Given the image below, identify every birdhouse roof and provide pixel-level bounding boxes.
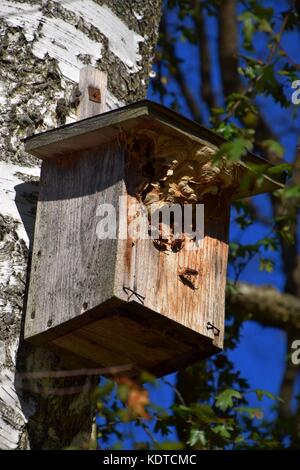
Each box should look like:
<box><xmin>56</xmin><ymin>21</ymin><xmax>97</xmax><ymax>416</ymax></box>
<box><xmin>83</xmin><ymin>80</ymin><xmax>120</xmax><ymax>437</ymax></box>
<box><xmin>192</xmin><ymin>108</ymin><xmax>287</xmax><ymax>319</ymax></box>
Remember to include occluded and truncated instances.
<box><xmin>24</xmin><ymin>99</ymin><xmax>286</xmax><ymax>199</ymax></box>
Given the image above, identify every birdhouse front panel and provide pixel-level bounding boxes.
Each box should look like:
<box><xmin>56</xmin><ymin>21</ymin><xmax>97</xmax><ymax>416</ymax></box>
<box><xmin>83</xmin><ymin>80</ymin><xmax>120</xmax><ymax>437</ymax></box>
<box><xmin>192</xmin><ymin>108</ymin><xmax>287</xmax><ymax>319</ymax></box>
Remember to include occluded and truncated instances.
<box><xmin>25</xmin><ymin>142</ymin><xmax>125</xmax><ymax>340</ymax></box>
<box><xmin>24</xmin><ymin>100</ymin><xmax>285</xmax><ymax>377</ymax></box>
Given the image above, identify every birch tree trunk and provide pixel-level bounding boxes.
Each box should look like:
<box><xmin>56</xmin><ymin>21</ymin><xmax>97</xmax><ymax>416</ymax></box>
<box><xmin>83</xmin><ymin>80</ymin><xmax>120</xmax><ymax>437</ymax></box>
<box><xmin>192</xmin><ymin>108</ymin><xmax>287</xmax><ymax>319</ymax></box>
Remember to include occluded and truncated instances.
<box><xmin>0</xmin><ymin>0</ymin><xmax>162</xmax><ymax>450</ymax></box>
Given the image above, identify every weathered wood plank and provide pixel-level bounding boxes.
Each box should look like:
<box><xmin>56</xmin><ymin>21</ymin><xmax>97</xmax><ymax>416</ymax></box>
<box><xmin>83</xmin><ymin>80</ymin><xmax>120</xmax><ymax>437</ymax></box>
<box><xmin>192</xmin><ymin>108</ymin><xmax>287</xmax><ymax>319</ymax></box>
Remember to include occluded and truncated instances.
<box><xmin>25</xmin><ymin>142</ymin><xmax>125</xmax><ymax>339</ymax></box>
<box><xmin>77</xmin><ymin>66</ymin><xmax>107</xmax><ymax>119</ymax></box>
<box><xmin>50</xmin><ymin>303</ymin><xmax>218</xmax><ymax>377</ymax></box>
<box><xmin>115</xmin><ymin>194</ymin><xmax>230</xmax><ymax>351</ymax></box>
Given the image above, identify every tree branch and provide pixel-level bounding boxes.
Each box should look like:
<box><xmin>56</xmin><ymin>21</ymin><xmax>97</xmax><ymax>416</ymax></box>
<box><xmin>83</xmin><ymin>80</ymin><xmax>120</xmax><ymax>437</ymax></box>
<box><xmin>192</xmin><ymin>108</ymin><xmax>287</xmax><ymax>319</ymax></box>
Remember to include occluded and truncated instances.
<box><xmin>217</xmin><ymin>0</ymin><xmax>241</xmax><ymax>96</ymax></box>
<box><xmin>193</xmin><ymin>2</ymin><xmax>217</xmax><ymax>111</ymax></box>
<box><xmin>226</xmin><ymin>282</ymin><xmax>300</xmax><ymax>330</ymax></box>
<box><xmin>160</xmin><ymin>15</ymin><xmax>203</xmax><ymax>122</ymax></box>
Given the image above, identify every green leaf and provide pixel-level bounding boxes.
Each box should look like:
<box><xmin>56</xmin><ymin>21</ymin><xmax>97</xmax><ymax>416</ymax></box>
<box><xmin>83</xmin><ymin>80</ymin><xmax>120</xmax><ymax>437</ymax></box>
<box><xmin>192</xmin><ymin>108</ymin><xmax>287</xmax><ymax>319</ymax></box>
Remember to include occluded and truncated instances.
<box><xmin>96</xmin><ymin>380</ymin><xmax>115</xmax><ymax>399</ymax></box>
<box><xmin>190</xmin><ymin>403</ymin><xmax>222</xmax><ymax>424</ymax></box>
<box><xmin>235</xmin><ymin>434</ymin><xmax>245</xmax><ymax>444</ymax></box>
<box><xmin>253</xmin><ymin>389</ymin><xmax>281</xmax><ymax>402</ymax></box>
<box><xmin>118</xmin><ymin>383</ymin><xmax>129</xmax><ymax>403</ymax></box>
<box><xmin>258</xmin><ymin>18</ymin><xmax>272</xmax><ymax>33</ymax></box>
<box><xmin>258</xmin><ymin>236</ymin><xmax>278</xmax><ymax>251</ymax></box>
<box><xmin>154</xmin><ymin>416</ymin><xmax>172</xmax><ymax>436</ymax></box>
<box><xmin>284</xmin><ymin>184</ymin><xmax>300</xmax><ymax>199</ymax></box>
<box><xmin>159</xmin><ymin>441</ymin><xmax>184</xmax><ymax>450</ymax></box>
<box><xmin>259</xmin><ymin>258</ymin><xmax>274</xmax><ymax>273</ymax></box>
<box><xmin>261</xmin><ymin>140</ymin><xmax>285</xmax><ymax>159</ymax></box>
<box><xmin>139</xmin><ymin>371</ymin><xmax>156</xmax><ymax>384</ymax></box>
<box><xmin>215</xmin><ymin>389</ymin><xmax>242</xmax><ymax>411</ymax></box>
<box><xmin>187</xmin><ymin>429</ymin><xmax>206</xmax><ymax>447</ymax></box>
<box><xmin>238</xmin><ymin>12</ymin><xmax>256</xmax><ymax>49</ymax></box>
<box><xmin>212</xmin><ymin>423</ymin><xmax>234</xmax><ymax>439</ymax></box>
<box><xmin>172</xmin><ymin>404</ymin><xmax>190</xmax><ymax>417</ymax></box>
<box><xmin>214</xmin><ymin>138</ymin><xmax>253</xmax><ymax>163</ymax></box>
<box><xmin>235</xmin><ymin>406</ymin><xmax>263</xmax><ymax>419</ymax></box>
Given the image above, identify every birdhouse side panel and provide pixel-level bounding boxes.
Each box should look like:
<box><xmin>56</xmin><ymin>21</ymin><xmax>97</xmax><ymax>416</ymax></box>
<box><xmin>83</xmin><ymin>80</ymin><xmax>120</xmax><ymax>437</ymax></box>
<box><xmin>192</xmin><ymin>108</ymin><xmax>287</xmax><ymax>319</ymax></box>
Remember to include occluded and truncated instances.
<box><xmin>113</xmin><ymin>193</ymin><xmax>230</xmax><ymax>350</ymax></box>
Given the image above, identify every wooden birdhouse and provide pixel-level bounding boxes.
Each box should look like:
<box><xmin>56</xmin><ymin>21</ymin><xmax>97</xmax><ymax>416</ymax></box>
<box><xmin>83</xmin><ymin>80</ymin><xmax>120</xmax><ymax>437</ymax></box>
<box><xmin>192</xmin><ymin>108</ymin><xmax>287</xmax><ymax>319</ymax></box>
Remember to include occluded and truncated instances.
<box><xmin>24</xmin><ymin>99</ymin><xmax>285</xmax><ymax>377</ymax></box>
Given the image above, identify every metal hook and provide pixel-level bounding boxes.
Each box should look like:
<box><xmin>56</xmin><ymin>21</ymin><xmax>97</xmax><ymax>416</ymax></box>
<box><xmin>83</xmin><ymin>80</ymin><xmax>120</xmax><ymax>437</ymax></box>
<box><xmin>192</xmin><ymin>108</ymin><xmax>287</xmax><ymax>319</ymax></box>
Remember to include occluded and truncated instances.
<box><xmin>206</xmin><ymin>322</ymin><xmax>220</xmax><ymax>336</ymax></box>
<box><xmin>123</xmin><ymin>286</ymin><xmax>145</xmax><ymax>305</ymax></box>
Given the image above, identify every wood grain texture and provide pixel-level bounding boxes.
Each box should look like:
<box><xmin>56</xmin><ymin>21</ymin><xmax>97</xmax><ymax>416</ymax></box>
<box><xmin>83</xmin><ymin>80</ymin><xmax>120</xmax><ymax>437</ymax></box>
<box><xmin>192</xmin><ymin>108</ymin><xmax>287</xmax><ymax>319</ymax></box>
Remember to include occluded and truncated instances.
<box><xmin>77</xmin><ymin>66</ymin><xmax>107</xmax><ymax>119</ymax></box>
<box><xmin>25</xmin><ymin>141</ymin><xmax>125</xmax><ymax>339</ymax></box>
<box><xmin>51</xmin><ymin>302</ymin><xmax>218</xmax><ymax>377</ymax></box>
<box><xmin>26</xmin><ymin>65</ymin><xmax>111</xmax><ymax>340</ymax></box>
<box><xmin>115</xmin><ymin>194</ymin><xmax>230</xmax><ymax>351</ymax></box>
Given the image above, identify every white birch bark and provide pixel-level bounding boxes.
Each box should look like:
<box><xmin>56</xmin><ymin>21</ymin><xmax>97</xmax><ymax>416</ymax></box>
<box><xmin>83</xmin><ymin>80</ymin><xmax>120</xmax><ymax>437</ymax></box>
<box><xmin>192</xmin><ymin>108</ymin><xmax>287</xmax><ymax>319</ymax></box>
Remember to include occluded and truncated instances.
<box><xmin>0</xmin><ymin>0</ymin><xmax>161</xmax><ymax>449</ymax></box>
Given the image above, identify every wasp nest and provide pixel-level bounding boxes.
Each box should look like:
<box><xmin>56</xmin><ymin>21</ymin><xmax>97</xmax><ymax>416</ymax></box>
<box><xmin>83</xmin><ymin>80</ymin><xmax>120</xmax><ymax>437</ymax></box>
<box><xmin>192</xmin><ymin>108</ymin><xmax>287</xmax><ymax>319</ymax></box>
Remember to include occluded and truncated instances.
<box><xmin>123</xmin><ymin>129</ymin><xmax>241</xmax><ymax>209</ymax></box>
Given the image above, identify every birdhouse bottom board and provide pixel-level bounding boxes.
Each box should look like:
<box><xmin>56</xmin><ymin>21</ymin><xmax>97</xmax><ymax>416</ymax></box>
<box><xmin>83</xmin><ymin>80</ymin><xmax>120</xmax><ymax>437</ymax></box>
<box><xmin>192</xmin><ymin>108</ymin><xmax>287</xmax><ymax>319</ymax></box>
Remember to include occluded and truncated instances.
<box><xmin>25</xmin><ymin>133</ymin><xmax>230</xmax><ymax>377</ymax></box>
